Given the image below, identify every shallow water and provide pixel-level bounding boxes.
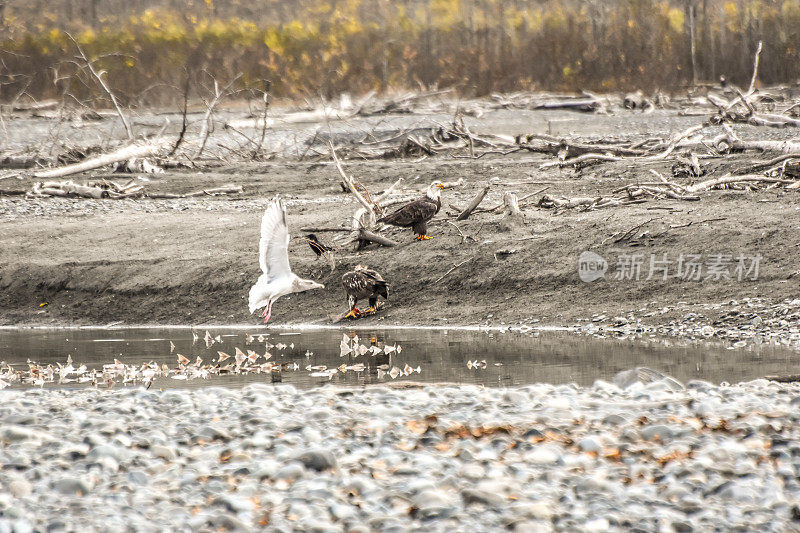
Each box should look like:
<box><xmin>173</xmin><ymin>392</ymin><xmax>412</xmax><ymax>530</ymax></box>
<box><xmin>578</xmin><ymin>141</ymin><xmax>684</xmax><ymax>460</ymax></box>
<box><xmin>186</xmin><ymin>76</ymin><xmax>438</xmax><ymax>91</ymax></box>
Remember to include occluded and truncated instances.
<box><xmin>0</xmin><ymin>327</ymin><xmax>797</xmax><ymax>389</ymax></box>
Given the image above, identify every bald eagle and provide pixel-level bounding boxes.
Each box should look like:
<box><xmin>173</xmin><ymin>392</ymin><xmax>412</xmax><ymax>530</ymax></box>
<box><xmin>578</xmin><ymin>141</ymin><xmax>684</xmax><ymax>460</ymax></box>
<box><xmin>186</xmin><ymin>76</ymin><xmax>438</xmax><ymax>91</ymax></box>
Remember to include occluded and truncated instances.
<box><xmin>377</xmin><ymin>181</ymin><xmax>444</xmax><ymax>240</ymax></box>
<box><xmin>341</xmin><ymin>265</ymin><xmax>388</xmax><ymax>319</ymax></box>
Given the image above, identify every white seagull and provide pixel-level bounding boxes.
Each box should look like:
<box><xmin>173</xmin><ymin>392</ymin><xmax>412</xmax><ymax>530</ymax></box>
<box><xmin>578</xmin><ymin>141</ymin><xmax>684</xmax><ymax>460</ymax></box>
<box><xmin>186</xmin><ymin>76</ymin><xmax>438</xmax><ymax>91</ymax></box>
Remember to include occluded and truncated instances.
<box><xmin>248</xmin><ymin>198</ymin><xmax>324</xmax><ymax>323</ymax></box>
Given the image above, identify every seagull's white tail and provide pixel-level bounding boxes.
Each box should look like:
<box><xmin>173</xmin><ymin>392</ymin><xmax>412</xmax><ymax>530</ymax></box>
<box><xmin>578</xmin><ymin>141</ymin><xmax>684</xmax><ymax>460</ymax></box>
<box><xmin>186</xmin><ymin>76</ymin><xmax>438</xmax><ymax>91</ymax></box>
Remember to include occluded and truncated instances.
<box><xmin>248</xmin><ymin>275</ymin><xmax>270</xmax><ymax>314</ymax></box>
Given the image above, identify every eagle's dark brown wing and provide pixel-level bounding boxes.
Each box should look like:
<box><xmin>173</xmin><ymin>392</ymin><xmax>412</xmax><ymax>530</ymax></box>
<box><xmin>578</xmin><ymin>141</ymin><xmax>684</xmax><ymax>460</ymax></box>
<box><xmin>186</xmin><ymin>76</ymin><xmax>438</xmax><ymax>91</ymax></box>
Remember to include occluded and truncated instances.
<box><xmin>359</xmin><ymin>268</ymin><xmax>385</xmax><ymax>283</ymax></box>
<box><xmin>359</xmin><ymin>268</ymin><xmax>388</xmax><ymax>299</ymax></box>
<box><xmin>378</xmin><ymin>197</ymin><xmax>439</xmax><ymax>228</ymax></box>
<box><xmin>342</xmin><ymin>270</ymin><xmax>369</xmax><ymax>298</ymax></box>
<box><xmin>342</xmin><ymin>269</ymin><xmax>389</xmax><ymax>299</ymax></box>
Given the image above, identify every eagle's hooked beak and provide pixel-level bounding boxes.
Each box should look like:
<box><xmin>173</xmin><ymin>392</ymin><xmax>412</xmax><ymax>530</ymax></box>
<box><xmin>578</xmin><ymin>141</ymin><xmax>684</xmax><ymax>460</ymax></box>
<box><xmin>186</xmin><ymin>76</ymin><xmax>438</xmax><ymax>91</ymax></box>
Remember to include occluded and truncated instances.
<box><xmin>437</xmin><ymin>183</ymin><xmax>445</xmax><ymax>189</ymax></box>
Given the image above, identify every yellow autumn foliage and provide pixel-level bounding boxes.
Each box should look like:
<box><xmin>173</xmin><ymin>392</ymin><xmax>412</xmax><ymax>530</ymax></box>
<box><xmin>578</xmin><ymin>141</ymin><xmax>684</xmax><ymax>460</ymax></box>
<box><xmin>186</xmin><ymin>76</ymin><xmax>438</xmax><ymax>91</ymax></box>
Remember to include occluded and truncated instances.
<box><xmin>0</xmin><ymin>0</ymin><xmax>798</xmax><ymax>104</ymax></box>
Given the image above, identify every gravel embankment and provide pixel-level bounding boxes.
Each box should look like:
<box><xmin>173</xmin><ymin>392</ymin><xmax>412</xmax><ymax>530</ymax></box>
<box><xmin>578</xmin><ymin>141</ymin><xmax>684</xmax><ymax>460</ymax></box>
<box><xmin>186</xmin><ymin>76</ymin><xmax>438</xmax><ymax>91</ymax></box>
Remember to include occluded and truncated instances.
<box><xmin>582</xmin><ymin>297</ymin><xmax>800</xmax><ymax>351</ymax></box>
<box><xmin>1</xmin><ymin>376</ymin><xmax>799</xmax><ymax>532</ymax></box>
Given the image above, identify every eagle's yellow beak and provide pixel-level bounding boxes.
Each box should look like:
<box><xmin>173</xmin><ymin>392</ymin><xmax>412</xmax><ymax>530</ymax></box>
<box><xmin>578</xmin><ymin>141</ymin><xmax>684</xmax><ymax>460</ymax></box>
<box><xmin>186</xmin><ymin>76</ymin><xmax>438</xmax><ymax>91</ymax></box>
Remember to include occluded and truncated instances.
<box><xmin>437</xmin><ymin>183</ymin><xmax>445</xmax><ymax>189</ymax></box>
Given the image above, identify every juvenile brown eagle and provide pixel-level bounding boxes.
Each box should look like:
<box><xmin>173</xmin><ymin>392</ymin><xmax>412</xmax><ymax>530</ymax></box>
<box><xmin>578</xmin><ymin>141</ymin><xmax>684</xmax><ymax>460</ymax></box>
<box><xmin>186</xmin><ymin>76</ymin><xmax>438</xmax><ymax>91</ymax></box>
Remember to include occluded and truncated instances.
<box><xmin>377</xmin><ymin>181</ymin><xmax>444</xmax><ymax>240</ymax></box>
<box><xmin>248</xmin><ymin>198</ymin><xmax>324</xmax><ymax>323</ymax></box>
<box><xmin>341</xmin><ymin>265</ymin><xmax>388</xmax><ymax>319</ymax></box>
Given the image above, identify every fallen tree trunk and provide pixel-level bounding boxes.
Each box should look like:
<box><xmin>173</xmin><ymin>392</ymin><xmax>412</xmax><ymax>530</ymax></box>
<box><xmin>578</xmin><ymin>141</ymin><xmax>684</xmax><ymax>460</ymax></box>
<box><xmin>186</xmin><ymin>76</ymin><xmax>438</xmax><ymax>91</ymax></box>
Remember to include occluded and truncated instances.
<box><xmin>536</xmin><ymin>194</ymin><xmax>633</xmax><ymax>210</ymax></box>
<box><xmin>743</xmin><ymin>114</ymin><xmax>800</xmax><ymax>128</ymax></box>
<box><xmin>0</xmin><ymin>188</ymin><xmax>27</xmax><ymax>196</ymax></box>
<box><xmin>32</xmin><ymin>180</ymin><xmax>108</xmax><ymax>198</ymax></box>
<box><xmin>532</xmin><ymin>98</ymin><xmax>601</xmax><ymax>112</ymax></box>
<box><xmin>519</xmin><ymin>134</ymin><xmax>646</xmax><ymax>158</ymax></box>
<box><xmin>713</xmin><ymin>132</ymin><xmax>800</xmax><ymax>154</ymax></box>
<box><xmin>28</xmin><ymin>179</ymin><xmax>241</xmax><ymax>200</ymax></box>
<box><xmin>538</xmin><ymin>194</ymin><xmax>601</xmax><ymax>209</ymax></box>
<box><xmin>33</xmin><ymin>140</ymin><xmax>170</xmax><ymax>179</ymax></box>
<box><xmin>685</xmin><ymin>174</ymin><xmax>796</xmax><ymax>192</ymax></box>
<box><xmin>11</xmin><ymin>99</ymin><xmax>58</xmax><ymax>112</ymax></box>
<box><xmin>358</xmin><ymin>229</ymin><xmax>397</xmax><ymax>247</ymax></box>
<box><xmin>619</xmin><ymin>185</ymin><xmax>701</xmax><ymax>201</ymax></box>
<box><xmin>500</xmin><ymin>192</ymin><xmax>525</xmax><ymax>231</ymax></box>
<box><xmin>709</xmin><ymin>108</ymin><xmax>800</xmax><ymax>128</ymax></box>
<box><xmin>539</xmin><ymin>153</ymin><xmax>622</xmax><ymax>169</ymax></box>
<box><xmin>615</xmin><ymin>171</ymin><xmax>798</xmax><ymax>198</ymax></box>
<box><xmin>536</xmin><ymin>125</ymin><xmax>703</xmax><ymax>169</ymax></box>
<box><xmin>456</xmin><ymin>184</ymin><xmax>490</xmax><ymax>221</ymax></box>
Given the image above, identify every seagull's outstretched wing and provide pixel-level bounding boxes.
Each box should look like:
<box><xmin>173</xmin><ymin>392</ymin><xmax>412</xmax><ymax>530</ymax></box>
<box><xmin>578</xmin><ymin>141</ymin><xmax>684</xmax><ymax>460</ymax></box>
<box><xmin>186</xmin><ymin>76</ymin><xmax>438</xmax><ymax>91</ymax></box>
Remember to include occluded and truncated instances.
<box><xmin>259</xmin><ymin>198</ymin><xmax>292</xmax><ymax>281</ymax></box>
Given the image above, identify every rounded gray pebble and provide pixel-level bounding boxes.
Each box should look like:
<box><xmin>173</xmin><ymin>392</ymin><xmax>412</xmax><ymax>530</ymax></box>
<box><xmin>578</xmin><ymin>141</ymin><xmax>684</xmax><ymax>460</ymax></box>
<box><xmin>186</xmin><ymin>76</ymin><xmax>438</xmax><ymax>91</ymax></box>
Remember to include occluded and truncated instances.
<box><xmin>0</xmin><ymin>378</ymin><xmax>795</xmax><ymax>531</ymax></box>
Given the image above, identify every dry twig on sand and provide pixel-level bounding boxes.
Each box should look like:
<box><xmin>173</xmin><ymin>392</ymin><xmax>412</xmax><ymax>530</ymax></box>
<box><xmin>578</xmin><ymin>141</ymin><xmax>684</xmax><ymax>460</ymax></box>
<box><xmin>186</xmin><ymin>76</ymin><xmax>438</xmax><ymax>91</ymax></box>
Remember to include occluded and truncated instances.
<box><xmin>446</xmin><ymin>221</ymin><xmax>481</xmax><ymax>244</ymax></box>
<box><xmin>148</xmin><ymin>185</ymin><xmax>243</xmax><ymax>199</ymax></box>
<box><xmin>434</xmin><ymin>258</ymin><xmax>475</xmax><ymax>283</ymax></box>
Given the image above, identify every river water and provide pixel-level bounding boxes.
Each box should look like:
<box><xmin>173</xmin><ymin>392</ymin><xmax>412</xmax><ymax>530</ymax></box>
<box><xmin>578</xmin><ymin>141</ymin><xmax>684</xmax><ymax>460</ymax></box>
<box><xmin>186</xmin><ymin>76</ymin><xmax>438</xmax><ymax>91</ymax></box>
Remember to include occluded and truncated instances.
<box><xmin>0</xmin><ymin>326</ymin><xmax>796</xmax><ymax>389</ymax></box>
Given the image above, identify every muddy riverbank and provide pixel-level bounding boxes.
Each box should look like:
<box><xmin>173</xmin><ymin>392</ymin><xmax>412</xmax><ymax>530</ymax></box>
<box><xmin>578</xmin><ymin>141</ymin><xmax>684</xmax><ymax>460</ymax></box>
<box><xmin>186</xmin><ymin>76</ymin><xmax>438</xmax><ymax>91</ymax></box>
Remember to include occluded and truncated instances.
<box><xmin>1</xmin><ymin>108</ymin><xmax>799</xmax><ymax>341</ymax></box>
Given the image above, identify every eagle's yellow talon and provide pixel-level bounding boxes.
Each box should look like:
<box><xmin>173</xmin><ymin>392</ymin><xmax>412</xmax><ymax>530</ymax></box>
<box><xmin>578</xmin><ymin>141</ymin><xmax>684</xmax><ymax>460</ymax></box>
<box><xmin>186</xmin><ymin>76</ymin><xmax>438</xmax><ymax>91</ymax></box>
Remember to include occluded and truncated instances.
<box><xmin>364</xmin><ymin>306</ymin><xmax>377</xmax><ymax>314</ymax></box>
<box><xmin>344</xmin><ymin>309</ymin><xmax>360</xmax><ymax>319</ymax></box>
<box><xmin>417</xmin><ymin>235</ymin><xmax>434</xmax><ymax>240</ymax></box>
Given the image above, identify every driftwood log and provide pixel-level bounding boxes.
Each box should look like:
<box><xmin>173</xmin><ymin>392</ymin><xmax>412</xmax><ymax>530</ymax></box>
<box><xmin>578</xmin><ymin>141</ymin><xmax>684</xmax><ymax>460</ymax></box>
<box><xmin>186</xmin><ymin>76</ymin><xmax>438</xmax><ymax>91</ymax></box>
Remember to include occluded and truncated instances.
<box><xmin>537</xmin><ymin>125</ymin><xmax>704</xmax><ymax>170</ymax></box>
<box><xmin>33</xmin><ymin>140</ymin><xmax>171</xmax><ymax>179</ymax></box>
<box><xmin>456</xmin><ymin>183</ymin><xmax>490</xmax><ymax>221</ymax></box>
<box><xmin>11</xmin><ymin>99</ymin><xmax>58</xmax><ymax>112</ymax></box>
<box><xmin>29</xmin><ymin>179</ymin><xmax>242</xmax><ymax>200</ymax></box>
<box><xmin>499</xmin><ymin>192</ymin><xmax>525</xmax><ymax>231</ymax></box>
<box><xmin>533</xmin><ymin>97</ymin><xmax>601</xmax><ymax>113</ymax></box>
<box><xmin>31</xmin><ymin>179</ymin><xmax>142</xmax><ymax>199</ymax></box>
<box><xmin>330</xmin><ymin>142</ymin><xmax>378</xmax><ymax>229</ymax></box>
<box><xmin>713</xmin><ymin>130</ymin><xmax>800</xmax><ymax>155</ymax></box>
<box><xmin>357</xmin><ymin>229</ymin><xmax>397</xmax><ymax>247</ymax></box>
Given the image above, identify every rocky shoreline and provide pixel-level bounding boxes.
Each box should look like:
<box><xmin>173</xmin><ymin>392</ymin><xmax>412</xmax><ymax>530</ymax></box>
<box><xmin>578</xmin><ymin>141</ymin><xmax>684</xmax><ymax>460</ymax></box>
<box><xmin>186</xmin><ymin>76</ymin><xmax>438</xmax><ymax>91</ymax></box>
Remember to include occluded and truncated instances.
<box><xmin>577</xmin><ymin>297</ymin><xmax>800</xmax><ymax>355</ymax></box>
<box><xmin>1</xmin><ymin>375</ymin><xmax>798</xmax><ymax>531</ymax></box>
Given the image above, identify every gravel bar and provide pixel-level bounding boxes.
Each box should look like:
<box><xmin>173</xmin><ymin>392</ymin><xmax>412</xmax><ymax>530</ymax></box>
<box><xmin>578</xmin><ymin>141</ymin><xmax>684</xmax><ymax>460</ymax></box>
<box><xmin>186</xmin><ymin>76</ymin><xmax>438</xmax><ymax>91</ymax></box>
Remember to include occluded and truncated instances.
<box><xmin>1</xmin><ymin>376</ymin><xmax>799</xmax><ymax>532</ymax></box>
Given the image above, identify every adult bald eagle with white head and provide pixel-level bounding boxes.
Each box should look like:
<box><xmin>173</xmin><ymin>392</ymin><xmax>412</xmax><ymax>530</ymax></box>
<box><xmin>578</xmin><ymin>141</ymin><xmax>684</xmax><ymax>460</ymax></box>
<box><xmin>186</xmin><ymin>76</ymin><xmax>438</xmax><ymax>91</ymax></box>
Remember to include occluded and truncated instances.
<box><xmin>248</xmin><ymin>198</ymin><xmax>324</xmax><ymax>323</ymax></box>
<box><xmin>377</xmin><ymin>180</ymin><xmax>444</xmax><ymax>240</ymax></box>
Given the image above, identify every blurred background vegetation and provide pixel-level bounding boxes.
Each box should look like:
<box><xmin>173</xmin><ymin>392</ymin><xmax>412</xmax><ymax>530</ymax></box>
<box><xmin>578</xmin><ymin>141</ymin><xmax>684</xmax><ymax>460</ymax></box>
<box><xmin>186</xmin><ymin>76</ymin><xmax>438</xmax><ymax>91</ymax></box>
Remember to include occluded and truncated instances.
<box><xmin>1</xmin><ymin>0</ymin><xmax>799</xmax><ymax>106</ymax></box>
